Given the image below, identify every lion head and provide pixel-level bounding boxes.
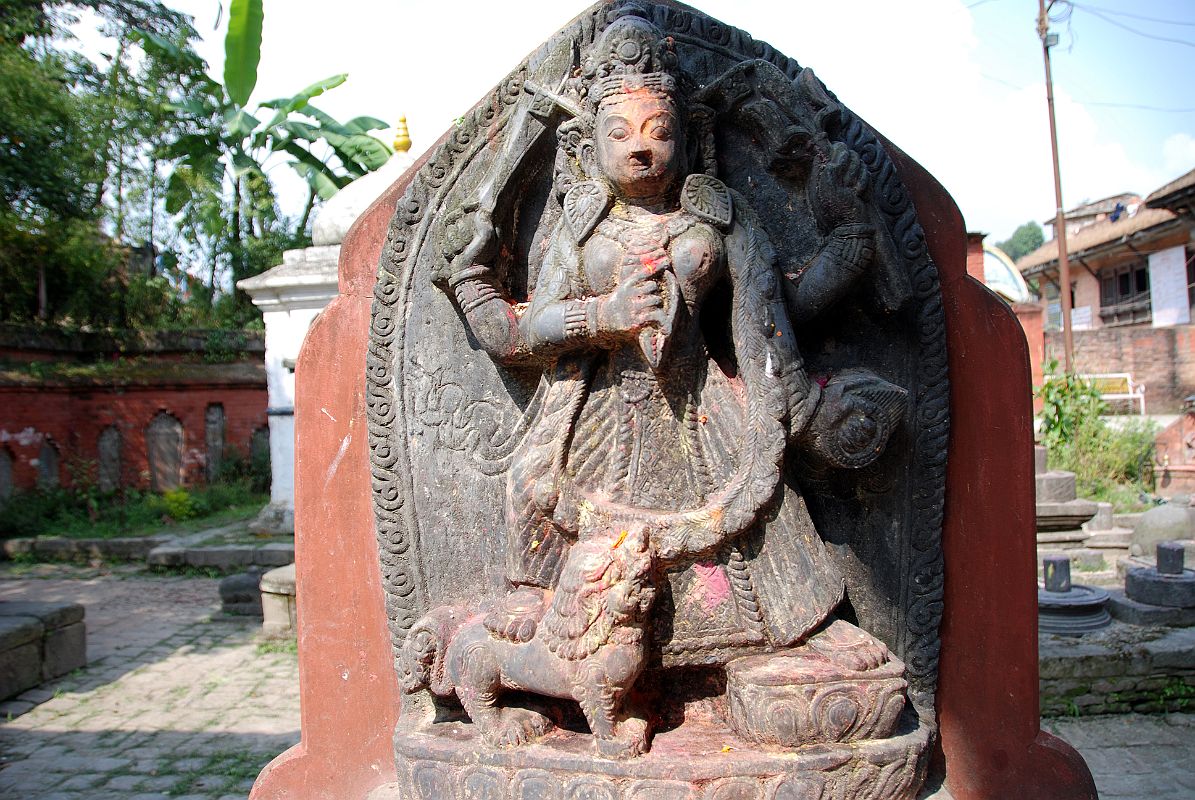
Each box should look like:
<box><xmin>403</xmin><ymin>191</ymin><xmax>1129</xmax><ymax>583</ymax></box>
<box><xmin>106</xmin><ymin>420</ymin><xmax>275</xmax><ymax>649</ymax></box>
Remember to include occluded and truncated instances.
<box><xmin>539</xmin><ymin>523</ymin><xmax>657</xmax><ymax>661</ymax></box>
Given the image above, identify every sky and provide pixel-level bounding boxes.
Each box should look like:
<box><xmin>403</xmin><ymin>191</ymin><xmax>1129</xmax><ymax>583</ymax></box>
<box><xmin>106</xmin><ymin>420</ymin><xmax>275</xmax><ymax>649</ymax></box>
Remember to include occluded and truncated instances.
<box><xmin>72</xmin><ymin>0</ymin><xmax>1195</xmax><ymax>243</ymax></box>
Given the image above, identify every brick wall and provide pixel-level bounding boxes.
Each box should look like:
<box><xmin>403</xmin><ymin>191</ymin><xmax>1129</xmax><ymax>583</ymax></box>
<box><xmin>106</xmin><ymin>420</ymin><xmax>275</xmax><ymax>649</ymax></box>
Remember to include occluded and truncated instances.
<box><xmin>1044</xmin><ymin>325</ymin><xmax>1195</xmax><ymax>411</ymax></box>
<box><xmin>1014</xmin><ymin>303</ymin><xmax>1045</xmax><ymax>412</ymax></box>
<box><xmin>0</xmin><ymin>372</ymin><xmax>266</xmax><ymax>493</ymax></box>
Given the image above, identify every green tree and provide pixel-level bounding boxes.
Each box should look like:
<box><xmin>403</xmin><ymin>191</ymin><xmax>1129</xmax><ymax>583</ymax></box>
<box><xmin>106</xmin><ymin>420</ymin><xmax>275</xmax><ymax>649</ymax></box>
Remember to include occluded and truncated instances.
<box><xmin>997</xmin><ymin>221</ymin><xmax>1045</xmax><ymax>263</ymax></box>
<box><xmin>0</xmin><ymin>0</ymin><xmax>392</xmax><ymax>330</ymax></box>
<box><xmin>158</xmin><ymin>0</ymin><xmax>391</xmax><ymax>317</ymax></box>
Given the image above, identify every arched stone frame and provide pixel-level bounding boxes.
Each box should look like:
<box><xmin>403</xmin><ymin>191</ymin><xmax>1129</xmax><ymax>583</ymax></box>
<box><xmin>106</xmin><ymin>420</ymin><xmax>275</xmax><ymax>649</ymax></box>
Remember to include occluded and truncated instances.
<box><xmin>97</xmin><ymin>425</ymin><xmax>122</xmax><ymax>493</ymax></box>
<box><xmin>37</xmin><ymin>438</ymin><xmax>61</xmax><ymax>490</ymax></box>
<box><xmin>0</xmin><ymin>445</ymin><xmax>14</xmax><ymax>502</ymax></box>
<box><xmin>205</xmin><ymin>403</ymin><xmax>226</xmax><ymax>483</ymax></box>
<box><xmin>146</xmin><ymin>411</ymin><xmax>184</xmax><ymax>492</ymax></box>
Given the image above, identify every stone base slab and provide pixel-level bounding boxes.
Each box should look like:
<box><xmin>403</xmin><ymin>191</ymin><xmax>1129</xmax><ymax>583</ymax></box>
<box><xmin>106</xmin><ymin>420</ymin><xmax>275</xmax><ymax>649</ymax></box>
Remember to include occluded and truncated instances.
<box><xmin>0</xmin><ymin>601</ymin><xmax>85</xmax><ymax>700</ymax></box>
<box><xmin>391</xmin><ymin>714</ymin><xmax>930</xmax><ymax>800</ymax></box>
<box><xmin>1107</xmin><ymin>589</ymin><xmax>1195</xmax><ymax>627</ymax></box>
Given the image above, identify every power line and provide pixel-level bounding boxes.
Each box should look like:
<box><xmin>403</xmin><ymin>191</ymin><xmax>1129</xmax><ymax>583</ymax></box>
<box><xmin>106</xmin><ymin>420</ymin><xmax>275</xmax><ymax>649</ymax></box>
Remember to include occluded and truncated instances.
<box><xmin>1069</xmin><ymin>3</ymin><xmax>1195</xmax><ymax>49</ymax></box>
<box><xmin>1086</xmin><ymin>101</ymin><xmax>1195</xmax><ymax>113</ymax></box>
<box><xmin>1068</xmin><ymin>4</ymin><xmax>1195</xmax><ymax>28</ymax></box>
<box><xmin>979</xmin><ymin>74</ymin><xmax>1195</xmax><ymax>113</ymax></box>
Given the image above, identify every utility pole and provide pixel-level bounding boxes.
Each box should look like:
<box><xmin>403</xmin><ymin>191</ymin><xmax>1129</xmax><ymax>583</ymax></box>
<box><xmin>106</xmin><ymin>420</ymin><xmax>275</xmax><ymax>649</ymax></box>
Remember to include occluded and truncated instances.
<box><xmin>1038</xmin><ymin>0</ymin><xmax>1075</xmax><ymax>372</ymax></box>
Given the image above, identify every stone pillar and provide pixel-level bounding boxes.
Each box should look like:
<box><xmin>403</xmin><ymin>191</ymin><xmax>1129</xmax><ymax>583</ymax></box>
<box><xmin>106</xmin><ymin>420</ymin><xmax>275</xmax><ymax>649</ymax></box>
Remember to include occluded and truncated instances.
<box><xmin>238</xmin><ymin>140</ymin><xmax>415</xmax><ymax>536</ymax></box>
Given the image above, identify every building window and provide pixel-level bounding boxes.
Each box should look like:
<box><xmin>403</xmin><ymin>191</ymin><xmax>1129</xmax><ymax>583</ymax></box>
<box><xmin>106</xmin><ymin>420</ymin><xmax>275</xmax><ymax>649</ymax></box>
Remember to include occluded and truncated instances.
<box><xmin>1099</xmin><ymin>261</ymin><xmax>1151</xmax><ymax>326</ymax></box>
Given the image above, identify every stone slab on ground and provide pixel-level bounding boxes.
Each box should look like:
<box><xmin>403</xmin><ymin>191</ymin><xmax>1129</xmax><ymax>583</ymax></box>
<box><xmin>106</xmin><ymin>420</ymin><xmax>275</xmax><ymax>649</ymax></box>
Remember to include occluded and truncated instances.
<box><xmin>0</xmin><ymin>600</ymin><xmax>85</xmax><ymax>700</ymax></box>
<box><xmin>1040</xmin><ymin>623</ymin><xmax>1195</xmax><ymax>716</ymax></box>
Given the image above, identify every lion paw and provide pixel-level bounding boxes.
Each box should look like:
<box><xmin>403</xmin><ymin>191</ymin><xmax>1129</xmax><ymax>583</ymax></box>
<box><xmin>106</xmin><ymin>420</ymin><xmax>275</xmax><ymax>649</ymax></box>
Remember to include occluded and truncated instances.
<box><xmin>594</xmin><ymin>717</ymin><xmax>650</xmax><ymax>760</ymax></box>
<box><xmin>484</xmin><ymin>708</ymin><xmax>553</xmax><ymax>748</ymax></box>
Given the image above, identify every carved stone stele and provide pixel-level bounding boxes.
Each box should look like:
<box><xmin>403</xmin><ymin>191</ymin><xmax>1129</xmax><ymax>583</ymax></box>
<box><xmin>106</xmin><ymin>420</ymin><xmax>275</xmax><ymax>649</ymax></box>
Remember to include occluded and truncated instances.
<box><xmin>367</xmin><ymin>2</ymin><xmax>949</xmax><ymax>798</ymax></box>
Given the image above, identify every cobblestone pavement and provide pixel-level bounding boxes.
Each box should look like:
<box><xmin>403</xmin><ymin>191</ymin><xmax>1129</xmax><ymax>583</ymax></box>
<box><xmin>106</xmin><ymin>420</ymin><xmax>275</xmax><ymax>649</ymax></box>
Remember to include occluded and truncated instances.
<box><xmin>0</xmin><ymin>564</ymin><xmax>298</xmax><ymax>799</ymax></box>
<box><xmin>1</xmin><ymin>564</ymin><xmax>1193</xmax><ymax>799</ymax></box>
<box><xmin>1045</xmin><ymin>713</ymin><xmax>1195</xmax><ymax>800</ymax></box>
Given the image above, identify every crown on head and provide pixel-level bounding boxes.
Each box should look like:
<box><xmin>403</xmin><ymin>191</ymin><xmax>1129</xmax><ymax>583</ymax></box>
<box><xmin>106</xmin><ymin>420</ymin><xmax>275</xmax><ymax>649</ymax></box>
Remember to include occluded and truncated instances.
<box><xmin>584</xmin><ymin>10</ymin><xmax>679</xmax><ymax>108</ymax></box>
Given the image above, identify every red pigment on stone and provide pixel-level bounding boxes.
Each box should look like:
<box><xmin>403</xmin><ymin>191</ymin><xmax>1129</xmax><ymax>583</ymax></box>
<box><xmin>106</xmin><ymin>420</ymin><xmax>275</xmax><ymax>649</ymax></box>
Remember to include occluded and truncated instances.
<box><xmin>693</xmin><ymin>561</ymin><xmax>732</xmax><ymax>611</ymax></box>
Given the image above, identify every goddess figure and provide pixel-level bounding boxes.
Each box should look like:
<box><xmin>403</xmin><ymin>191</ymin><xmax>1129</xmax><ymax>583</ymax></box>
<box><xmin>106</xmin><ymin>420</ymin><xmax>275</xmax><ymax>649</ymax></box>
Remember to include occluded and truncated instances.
<box><xmin>401</xmin><ymin>9</ymin><xmax>903</xmax><ymax>760</ymax></box>
<box><xmin>441</xmin><ymin>10</ymin><xmax>883</xmax><ymax>670</ymax></box>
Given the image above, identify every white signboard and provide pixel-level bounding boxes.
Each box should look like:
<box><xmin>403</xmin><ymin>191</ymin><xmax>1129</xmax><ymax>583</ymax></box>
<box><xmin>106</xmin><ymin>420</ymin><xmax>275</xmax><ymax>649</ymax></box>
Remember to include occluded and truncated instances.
<box><xmin>1149</xmin><ymin>244</ymin><xmax>1190</xmax><ymax>328</ymax></box>
<box><xmin>1071</xmin><ymin>306</ymin><xmax>1093</xmax><ymax>331</ymax></box>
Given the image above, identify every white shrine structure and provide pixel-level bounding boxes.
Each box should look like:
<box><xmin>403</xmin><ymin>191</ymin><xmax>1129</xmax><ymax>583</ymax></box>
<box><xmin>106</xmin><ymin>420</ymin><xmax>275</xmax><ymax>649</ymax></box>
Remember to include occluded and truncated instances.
<box><xmin>238</xmin><ymin>119</ymin><xmax>414</xmax><ymax>533</ymax></box>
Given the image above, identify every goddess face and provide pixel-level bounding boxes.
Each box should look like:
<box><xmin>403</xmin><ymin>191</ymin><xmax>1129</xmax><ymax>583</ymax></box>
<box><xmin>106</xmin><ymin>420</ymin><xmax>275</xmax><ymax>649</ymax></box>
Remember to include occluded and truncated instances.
<box><xmin>595</xmin><ymin>92</ymin><xmax>684</xmax><ymax>200</ymax></box>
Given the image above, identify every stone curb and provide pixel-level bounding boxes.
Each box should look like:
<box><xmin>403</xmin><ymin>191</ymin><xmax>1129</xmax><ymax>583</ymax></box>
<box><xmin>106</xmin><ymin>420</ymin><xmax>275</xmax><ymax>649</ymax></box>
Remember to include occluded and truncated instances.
<box><xmin>1039</xmin><ymin>624</ymin><xmax>1195</xmax><ymax>716</ymax></box>
<box><xmin>2</xmin><ymin>535</ymin><xmax>293</xmax><ymax>572</ymax></box>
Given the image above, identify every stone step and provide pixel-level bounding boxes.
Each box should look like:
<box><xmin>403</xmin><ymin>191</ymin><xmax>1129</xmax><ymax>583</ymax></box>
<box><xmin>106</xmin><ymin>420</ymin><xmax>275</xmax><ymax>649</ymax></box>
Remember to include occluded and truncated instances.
<box><xmin>1084</xmin><ymin>530</ymin><xmax>1133</xmax><ymax>549</ymax></box>
<box><xmin>1036</xmin><ymin>529</ymin><xmax>1089</xmax><ymax>547</ymax></box>
<box><xmin>1036</xmin><ymin>470</ymin><xmax>1077</xmax><ymax>503</ymax></box>
<box><xmin>1037</xmin><ymin>499</ymin><xmax>1099</xmax><ymax>532</ymax></box>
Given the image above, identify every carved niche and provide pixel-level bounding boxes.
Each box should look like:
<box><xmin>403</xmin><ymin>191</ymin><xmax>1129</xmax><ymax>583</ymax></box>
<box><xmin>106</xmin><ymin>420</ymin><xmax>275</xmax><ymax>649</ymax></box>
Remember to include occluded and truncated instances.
<box><xmin>368</xmin><ymin>3</ymin><xmax>948</xmax><ymax>798</ymax></box>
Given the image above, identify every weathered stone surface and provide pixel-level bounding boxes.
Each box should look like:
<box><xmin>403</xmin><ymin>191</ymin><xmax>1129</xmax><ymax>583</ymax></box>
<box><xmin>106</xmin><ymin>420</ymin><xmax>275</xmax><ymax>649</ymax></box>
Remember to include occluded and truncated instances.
<box><xmin>41</xmin><ymin>621</ymin><xmax>86</xmax><ymax>679</ymax></box>
<box><xmin>1107</xmin><ymin>589</ymin><xmax>1195</xmax><ymax>627</ymax></box>
<box><xmin>367</xmin><ymin>4</ymin><xmax>949</xmax><ymax>795</ymax></box>
<box><xmin>0</xmin><ymin>615</ymin><xmax>42</xmax><ymax>653</ymax></box>
<box><xmin>1156</xmin><ymin>541</ymin><xmax>1185</xmax><ymax>575</ymax></box>
<box><xmin>1037</xmin><ymin>500</ymin><xmax>1100</xmax><ymax>532</ymax></box>
<box><xmin>0</xmin><ymin>600</ymin><xmax>81</xmax><ymax>630</ymax></box>
<box><xmin>146</xmin><ymin>544</ymin><xmax>187</xmax><ymax>566</ymax></box>
<box><xmin>31</xmin><ymin>537</ymin><xmax>76</xmax><ymax>560</ymax></box>
<box><xmin>0</xmin><ymin>640</ymin><xmax>41</xmax><ymax>700</ymax></box>
<box><xmin>219</xmin><ymin>568</ymin><xmax>265</xmax><ymax>616</ymax></box>
<box><xmin>261</xmin><ymin>563</ymin><xmax>296</xmax><ymax>638</ymax></box>
<box><xmin>0</xmin><ymin>600</ymin><xmax>86</xmax><ymax>698</ymax></box>
<box><xmin>253</xmin><ymin>542</ymin><xmax>295</xmax><ymax>567</ymax></box>
<box><xmin>1131</xmin><ymin>504</ymin><xmax>1194</xmax><ymax>556</ymax></box>
<box><xmin>1125</xmin><ymin>566</ymin><xmax>1195</xmax><ymax>608</ymax></box>
<box><xmin>1037</xmin><ymin>470</ymin><xmax>1078</xmax><ymax>503</ymax></box>
<box><xmin>1085</xmin><ymin>530</ymin><xmax>1132</xmax><ymax>550</ymax></box>
<box><xmin>185</xmin><ymin>545</ymin><xmax>257</xmax><ymax>570</ymax></box>
<box><xmin>1039</xmin><ymin>624</ymin><xmax>1195</xmax><ymax>716</ymax></box>
<box><xmin>260</xmin><ymin>562</ymin><xmax>295</xmax><ymax>595</ymax></box>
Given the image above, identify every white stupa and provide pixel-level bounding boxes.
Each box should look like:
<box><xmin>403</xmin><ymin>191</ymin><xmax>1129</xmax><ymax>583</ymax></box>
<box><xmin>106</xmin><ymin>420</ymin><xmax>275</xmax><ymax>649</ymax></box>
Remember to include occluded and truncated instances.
<box><xmin>238</xmin><ymin>118</ymin><xmax>415</xmax><ymax>534</ymax></box>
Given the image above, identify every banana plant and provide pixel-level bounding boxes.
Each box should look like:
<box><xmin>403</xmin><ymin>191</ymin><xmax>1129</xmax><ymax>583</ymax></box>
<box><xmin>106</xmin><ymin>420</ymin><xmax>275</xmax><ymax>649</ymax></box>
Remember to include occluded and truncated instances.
<box><xmin>150</xmin><ymin>0</ymin><xmax>391</xmax><ymax>289</ymax></box>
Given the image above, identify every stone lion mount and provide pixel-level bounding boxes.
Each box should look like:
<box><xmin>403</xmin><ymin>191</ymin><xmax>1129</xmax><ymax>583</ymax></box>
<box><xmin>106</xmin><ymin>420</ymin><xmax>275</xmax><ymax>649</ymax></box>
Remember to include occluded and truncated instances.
<box><xmin>247</xmin><ymin>3</ymin><xmax>1100</xmax><ymax>799</ymax></box>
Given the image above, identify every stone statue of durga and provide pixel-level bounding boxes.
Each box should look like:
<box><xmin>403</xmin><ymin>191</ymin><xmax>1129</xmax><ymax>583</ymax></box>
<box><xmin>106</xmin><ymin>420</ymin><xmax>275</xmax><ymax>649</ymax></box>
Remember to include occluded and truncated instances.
<box><xmin>369</xmin><ymin>3</ymin><xmax>949</xmax><ymax>797</ymax></box>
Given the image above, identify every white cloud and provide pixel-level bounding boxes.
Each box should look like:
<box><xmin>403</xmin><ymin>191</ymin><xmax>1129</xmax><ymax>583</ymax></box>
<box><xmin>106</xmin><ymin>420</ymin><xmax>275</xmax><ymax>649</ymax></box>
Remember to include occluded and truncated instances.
<box><xmin>1163</xmin><ymin>133</ymin><xmax>1195</xmax><ymax>175</ymax></box>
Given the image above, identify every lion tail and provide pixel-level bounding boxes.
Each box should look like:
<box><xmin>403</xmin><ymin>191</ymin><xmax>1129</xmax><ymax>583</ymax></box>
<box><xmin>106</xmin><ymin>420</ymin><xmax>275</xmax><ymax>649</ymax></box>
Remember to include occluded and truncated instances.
<box><xmin>397</xmin><ymin>606</ymin><xmax>466</xmax><ymax>696</ymax></box>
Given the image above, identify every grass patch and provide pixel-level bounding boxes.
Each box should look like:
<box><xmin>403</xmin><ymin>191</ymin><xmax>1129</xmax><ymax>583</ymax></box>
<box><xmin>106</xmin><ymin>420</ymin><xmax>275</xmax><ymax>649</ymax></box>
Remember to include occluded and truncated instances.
<box><xmin>255</xmin><ymin>637</ymin><xmax>297</xmax><ymax>657</ymax></box>
<box><xmin>0</xmin><ymin>483</ymin><xmax>266</xmax><ymax>540</ymax></box>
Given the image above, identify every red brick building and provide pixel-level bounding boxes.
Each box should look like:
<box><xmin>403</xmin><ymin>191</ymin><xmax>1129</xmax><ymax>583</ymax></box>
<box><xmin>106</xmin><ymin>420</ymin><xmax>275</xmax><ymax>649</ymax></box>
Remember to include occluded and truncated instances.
<box><xmin>0</xmin><ymin>327</ymin><xmax>267</xmax><ymax>498</ymax></box>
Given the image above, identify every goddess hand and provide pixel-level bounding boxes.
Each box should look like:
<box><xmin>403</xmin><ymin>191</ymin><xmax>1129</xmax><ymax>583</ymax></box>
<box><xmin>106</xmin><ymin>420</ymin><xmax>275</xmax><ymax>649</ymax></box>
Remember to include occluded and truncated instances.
<box><xmin>811</xmin><ymin>141</ymin><xmax>870</xmax><ymax>231</ymax></box>
<box><xmin>597</xmin><ymin>274</ymin><xmax>665</xmax><ymax>336</ymax></box>
<box><xmin>447</xmin><ymin>207</ymin><xmax>498</xmax><ymax>277</ymax></box>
